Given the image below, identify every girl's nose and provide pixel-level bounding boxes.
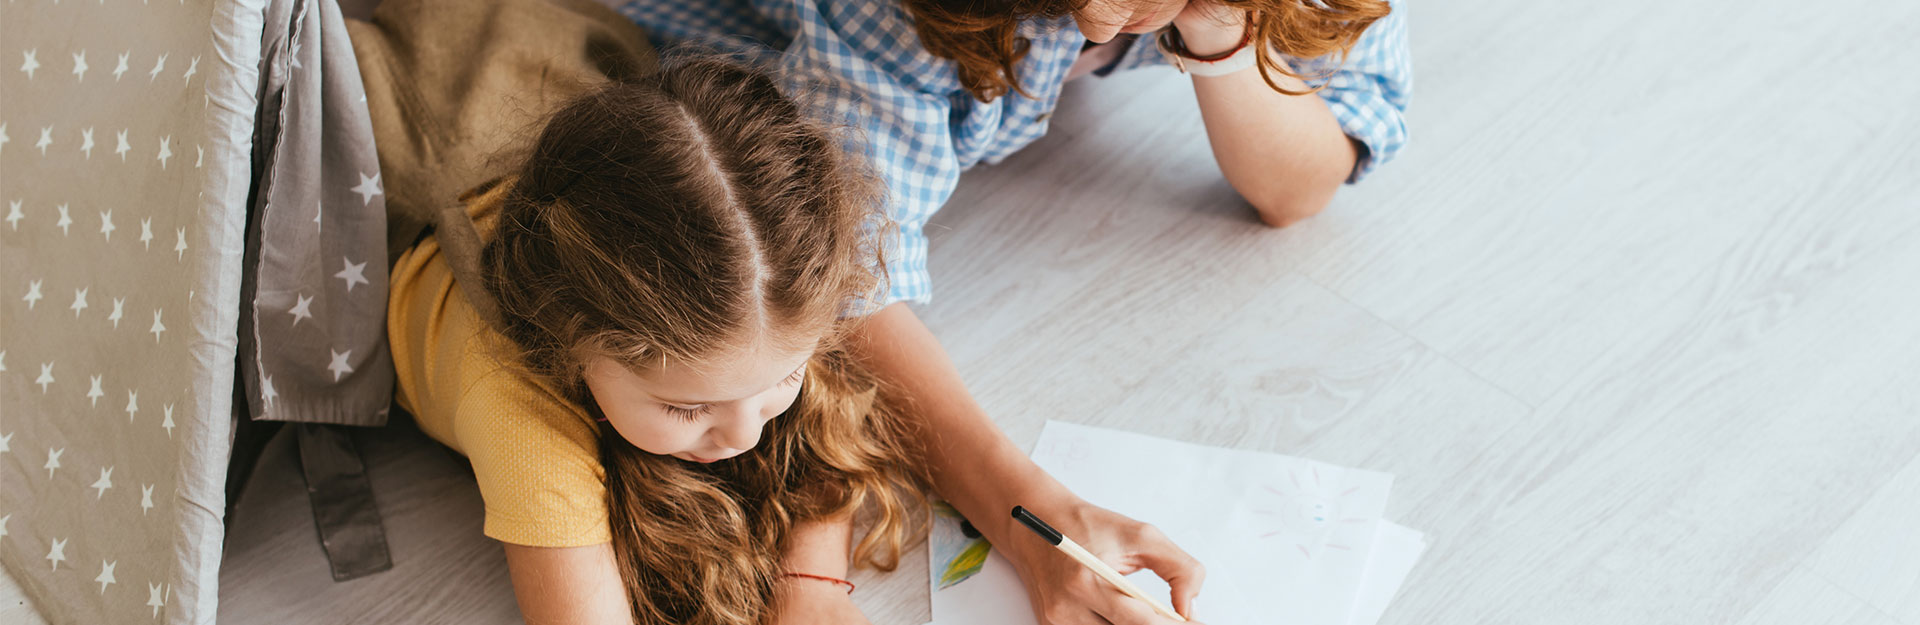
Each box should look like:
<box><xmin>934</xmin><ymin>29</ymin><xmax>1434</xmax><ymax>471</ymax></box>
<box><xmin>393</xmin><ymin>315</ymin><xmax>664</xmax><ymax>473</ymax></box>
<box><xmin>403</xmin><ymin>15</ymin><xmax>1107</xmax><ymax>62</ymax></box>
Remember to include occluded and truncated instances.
<box><xmin>709</xmin><ymin>407</ymin><xmax>764</xmax><ymax>452</ymax></box>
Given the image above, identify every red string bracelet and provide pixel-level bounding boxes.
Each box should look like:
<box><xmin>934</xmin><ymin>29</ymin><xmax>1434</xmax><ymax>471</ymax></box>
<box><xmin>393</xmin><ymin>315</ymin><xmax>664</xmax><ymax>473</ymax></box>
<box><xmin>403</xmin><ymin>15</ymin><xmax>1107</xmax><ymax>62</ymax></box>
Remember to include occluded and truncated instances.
<box><xmin>782</xmin><ymin>572</ymin><xmax>856</xmax><ymax>595</ymax></box>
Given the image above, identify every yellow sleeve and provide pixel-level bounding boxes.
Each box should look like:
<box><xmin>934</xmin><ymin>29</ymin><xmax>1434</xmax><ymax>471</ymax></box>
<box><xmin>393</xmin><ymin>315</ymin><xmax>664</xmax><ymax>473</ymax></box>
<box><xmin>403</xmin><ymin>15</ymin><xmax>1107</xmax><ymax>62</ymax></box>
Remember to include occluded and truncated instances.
<box><xmin>452</xmin><ymin>374</ymin><xmax>612</xmax><ymax>548</ymax></box>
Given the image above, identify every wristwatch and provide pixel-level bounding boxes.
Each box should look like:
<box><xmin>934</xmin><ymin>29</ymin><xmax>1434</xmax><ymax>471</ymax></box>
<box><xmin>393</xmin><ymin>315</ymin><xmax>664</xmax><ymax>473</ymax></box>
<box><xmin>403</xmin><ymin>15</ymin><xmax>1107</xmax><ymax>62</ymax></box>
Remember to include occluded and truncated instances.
<box><xmin>1156</xmin><ymin>25</ymin><xmax>1258</xmax><ymax>77</ymax></box>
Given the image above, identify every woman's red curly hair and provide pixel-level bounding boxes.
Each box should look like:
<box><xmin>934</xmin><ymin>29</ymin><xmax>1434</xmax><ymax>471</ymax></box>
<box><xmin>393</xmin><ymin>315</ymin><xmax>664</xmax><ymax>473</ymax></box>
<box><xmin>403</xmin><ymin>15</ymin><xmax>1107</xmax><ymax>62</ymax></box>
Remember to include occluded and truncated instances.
<box><xmin>902</xmin><ymin>0</ymin><xmax>1391</xmax><ymax>102</ymax></box>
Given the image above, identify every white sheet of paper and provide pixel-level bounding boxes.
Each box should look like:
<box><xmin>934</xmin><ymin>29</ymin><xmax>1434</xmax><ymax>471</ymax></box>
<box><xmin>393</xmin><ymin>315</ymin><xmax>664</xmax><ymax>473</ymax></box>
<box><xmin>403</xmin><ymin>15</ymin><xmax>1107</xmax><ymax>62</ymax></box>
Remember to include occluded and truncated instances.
<box><xmin>1346</xmin><ymin>521</ymin><xmax>1426</xmax><ymax>625</ymax></box>
<box><xmin>926</xmin><ymin>514</ymin><xmax>1427</xmax><ymax>625</ymax></box>
<box><xmin>931</xmin><ymin>421</ymin><xmax>1403</xmax><ymax>625</ymax></box>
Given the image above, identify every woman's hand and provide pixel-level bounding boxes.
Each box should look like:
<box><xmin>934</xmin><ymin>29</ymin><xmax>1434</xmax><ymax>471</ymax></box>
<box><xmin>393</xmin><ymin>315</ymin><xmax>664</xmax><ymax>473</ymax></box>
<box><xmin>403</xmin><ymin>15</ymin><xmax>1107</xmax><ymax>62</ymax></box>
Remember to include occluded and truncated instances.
<box><xmin>1002</xmin><ymin>500</ymin><xmax>1208</xmax><ymax>625</ymax></box>
<box><xmin>1171</xmin><ymin>1</ymin><xmax>1249</xmax><ymax>57</ymax></box>
<box><xmin>771</xmin><ymin>578</ymin><xmax>874</xmax><ymax>625</ymax></box>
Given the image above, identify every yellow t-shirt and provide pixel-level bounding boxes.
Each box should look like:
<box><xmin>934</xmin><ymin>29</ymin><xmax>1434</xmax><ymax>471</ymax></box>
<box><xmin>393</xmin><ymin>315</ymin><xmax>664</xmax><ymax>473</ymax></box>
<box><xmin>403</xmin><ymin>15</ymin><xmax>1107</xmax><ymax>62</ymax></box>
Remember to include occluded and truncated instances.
<box><xmin>387</xmin><ymin>185</ymin><xmax>611</xmax><ymax>548</ymax></box>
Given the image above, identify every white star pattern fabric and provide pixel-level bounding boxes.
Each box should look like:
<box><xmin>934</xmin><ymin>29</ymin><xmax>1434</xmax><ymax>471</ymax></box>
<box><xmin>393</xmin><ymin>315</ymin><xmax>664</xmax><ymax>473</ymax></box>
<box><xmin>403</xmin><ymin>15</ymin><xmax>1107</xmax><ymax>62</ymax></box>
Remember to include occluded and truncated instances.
<box><xmin>21</xmin><ymin>49</ymin><xmax>42</xmax><ymax>80</ymax></box>
<box><xmin>326</xmin><ymin>349</ymin><xmax>354</xmax><ymax>382</ymax></box>
<box><xmin>95</xmin><ymin>560</ymin><xmax>116</xmax><ymax>593</ymax></box>
<box><xmin>333</xmin><ymin>257</ymin><xmax>369</xmax><ymax>292</ymax></box>
<box><xmin>0</xmin><ymin>0</ymin><xmax>251</xmax><ymax>622</ymax></box>
<box><xmin>91</xmin><ymin>467</ymin><xmax>114</xmax><ymax>499</ymax></box>
<box><xmin>147</xmin><ymin>54</ymin><xmax>166</xmax><ymax>82</ymax></box>
<box><xmin>45</xmin><ymin>539</ymin><xmax>65</xmax><ymax>571</ymax></box>
<box><xmin>349</xmin><ymin>172</ymin><xmax>381</xmax><ymax>205</ymax></box>
<box><xmin>287</xmin><ymin>293</ymin><xmax>313</xmax><ymax>325</ymax></box>
<box><xmin>235</xmin><ymin>0</ymin><xmax>394</xmax><ymax>427</ymax></box>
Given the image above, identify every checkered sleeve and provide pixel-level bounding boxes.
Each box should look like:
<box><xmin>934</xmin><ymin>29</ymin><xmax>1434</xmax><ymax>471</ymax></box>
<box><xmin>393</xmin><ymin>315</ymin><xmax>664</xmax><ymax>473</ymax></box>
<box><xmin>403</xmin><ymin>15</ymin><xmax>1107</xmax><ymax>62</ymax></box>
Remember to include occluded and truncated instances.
<box><xmin>776</xmin><ymin>5</ymin><xmax>960</xmax><ymax>307</ymax></box>
<box><xmin>1299</xmin><ymin>4</ymin><xmax>1413</xmax><ymax>182</ymax></box>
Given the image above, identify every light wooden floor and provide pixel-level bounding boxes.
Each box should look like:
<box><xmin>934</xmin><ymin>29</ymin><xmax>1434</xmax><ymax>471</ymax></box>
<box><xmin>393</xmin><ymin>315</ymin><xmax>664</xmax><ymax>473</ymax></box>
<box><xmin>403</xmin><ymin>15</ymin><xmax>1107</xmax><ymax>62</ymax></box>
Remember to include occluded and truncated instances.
<box><xmin>214</xmin><ymin>0</ymin><xmax>1920</xmax><ymax>623</ymax></box>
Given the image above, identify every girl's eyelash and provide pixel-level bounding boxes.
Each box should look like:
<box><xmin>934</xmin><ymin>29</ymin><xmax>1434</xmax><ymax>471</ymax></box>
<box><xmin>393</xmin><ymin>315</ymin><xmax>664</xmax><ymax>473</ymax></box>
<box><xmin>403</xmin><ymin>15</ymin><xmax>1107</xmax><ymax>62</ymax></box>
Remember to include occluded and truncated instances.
<box><xmin>662</xmin><ymin>367</ymin><xmax>803</xmax><ymax>421</ymax></box>
<box><xmin>663</xmin><ymin>404</ymin><xmax>710</xmax><ymax>422</ymax></box>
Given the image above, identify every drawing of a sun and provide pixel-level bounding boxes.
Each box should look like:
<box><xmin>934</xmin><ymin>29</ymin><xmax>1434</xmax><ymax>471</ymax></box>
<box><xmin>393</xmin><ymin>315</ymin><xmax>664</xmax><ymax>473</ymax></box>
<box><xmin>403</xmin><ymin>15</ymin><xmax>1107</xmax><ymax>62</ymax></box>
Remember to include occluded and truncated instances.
<box><xmin>1253</xmin><ymin>466</ymin><xmax>1369</xmax><ymax>560</ymax></box>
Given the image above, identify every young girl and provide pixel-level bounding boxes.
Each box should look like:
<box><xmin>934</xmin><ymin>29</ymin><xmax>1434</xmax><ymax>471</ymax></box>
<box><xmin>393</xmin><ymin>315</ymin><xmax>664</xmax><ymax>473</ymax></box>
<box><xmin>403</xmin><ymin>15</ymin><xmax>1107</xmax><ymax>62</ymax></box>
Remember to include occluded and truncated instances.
<box><xmin>387</xmin><ymin>59</ymin><xmax>928</xmax><ymax>624</ymax></box>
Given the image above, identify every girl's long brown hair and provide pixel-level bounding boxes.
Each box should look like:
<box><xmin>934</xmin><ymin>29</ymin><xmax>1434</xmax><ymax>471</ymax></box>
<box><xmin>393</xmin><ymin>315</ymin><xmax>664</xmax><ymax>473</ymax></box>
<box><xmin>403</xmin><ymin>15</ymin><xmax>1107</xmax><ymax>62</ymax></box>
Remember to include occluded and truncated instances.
<box><xmin>479</xmin><ymin>58</ymin><xmax>927</xmax><ymax>625</ymax></box>
<box><xmin>903</xmin><ymin>0</ymin><xmax>1391</xmax><ymax>102</ymax></box>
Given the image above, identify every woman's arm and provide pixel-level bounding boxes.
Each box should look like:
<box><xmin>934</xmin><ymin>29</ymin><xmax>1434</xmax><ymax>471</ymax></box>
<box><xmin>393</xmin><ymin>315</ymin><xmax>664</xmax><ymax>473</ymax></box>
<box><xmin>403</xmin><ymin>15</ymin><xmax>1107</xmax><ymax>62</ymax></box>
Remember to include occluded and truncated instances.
<box><xmin>1172</xmin><ymin>0</ymin><xmax>1424</xmax><ymax>229</ymax></box>
<box><xmin>847</xmin><ymin>303</ymin><xmax>1204</xmax><ymax>625</ymax></box>
<box><xmin>1178</xmin><ymin>5</ymin><xmax>1359</xmax><ymax>228</ymax></box>
<box><xmin>502</xmin><ymin>542</ymin><xmax>632</xmax><ymax>625</ymax></box>
<box><xmin>1192</xmin><ymin>58</ymin><xmax>1358</xmax><ymax>228</ymax></box>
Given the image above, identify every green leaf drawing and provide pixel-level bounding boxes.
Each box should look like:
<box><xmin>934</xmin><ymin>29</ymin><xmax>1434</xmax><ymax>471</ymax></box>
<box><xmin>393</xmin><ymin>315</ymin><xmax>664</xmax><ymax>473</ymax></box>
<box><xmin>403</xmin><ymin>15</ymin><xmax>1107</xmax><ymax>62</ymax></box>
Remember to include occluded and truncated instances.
<box><xmin>938</xmin><ymin>539</ymin><xmax>992</xmax><ymax>589</ymax></box>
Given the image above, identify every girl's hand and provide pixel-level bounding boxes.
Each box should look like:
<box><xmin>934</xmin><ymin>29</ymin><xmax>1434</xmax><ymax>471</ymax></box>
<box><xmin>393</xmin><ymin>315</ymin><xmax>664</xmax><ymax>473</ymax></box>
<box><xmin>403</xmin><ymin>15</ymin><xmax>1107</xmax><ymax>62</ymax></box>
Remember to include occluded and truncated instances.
<box><xmin>772</xmin><ymin>577</ymin><xmax>873</xmax><ymax>625</ymax></box>
<box><xmin>1003</xmin><ymin>501</ymin><xmax>1208</xmax><ymax>625</ymax></box>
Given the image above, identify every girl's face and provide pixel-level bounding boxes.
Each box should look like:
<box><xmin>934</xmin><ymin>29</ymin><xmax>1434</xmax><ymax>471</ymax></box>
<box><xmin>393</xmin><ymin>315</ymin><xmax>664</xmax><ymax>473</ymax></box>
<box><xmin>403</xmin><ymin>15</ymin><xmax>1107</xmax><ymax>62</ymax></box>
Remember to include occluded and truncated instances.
<box><xmin>1073</xmin><ymin>0</ymin><xmax>1189</xmax><ymax>43</ymax></box>
<box><xmin>583</xmin><ymin>342</ymin><xmax>814</xmax><ymax>463</ymax></box>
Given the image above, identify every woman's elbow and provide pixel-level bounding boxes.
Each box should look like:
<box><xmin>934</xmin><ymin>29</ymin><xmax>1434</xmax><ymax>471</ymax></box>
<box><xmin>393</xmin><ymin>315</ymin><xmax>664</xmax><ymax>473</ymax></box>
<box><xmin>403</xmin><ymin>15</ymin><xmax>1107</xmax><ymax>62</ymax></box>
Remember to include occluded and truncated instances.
<box><xmin>1250</xmin><ymin>184</ymin><xmax>1336</xmax><ymax>229</ymax></box>
<box><xmin>1241</xmin><ymin>137</ymin><xmax>1361</xmax><ymax>228</ymax></box>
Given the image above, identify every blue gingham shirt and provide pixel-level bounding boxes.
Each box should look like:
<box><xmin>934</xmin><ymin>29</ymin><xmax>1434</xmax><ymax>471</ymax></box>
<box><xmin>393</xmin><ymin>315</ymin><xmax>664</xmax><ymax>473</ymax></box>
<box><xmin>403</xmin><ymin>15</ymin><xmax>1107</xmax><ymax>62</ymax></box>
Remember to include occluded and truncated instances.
<box><xmin>619</xmin><ymin>0</ymin><xmax>1412</xmax><ymax>306</ymax></box>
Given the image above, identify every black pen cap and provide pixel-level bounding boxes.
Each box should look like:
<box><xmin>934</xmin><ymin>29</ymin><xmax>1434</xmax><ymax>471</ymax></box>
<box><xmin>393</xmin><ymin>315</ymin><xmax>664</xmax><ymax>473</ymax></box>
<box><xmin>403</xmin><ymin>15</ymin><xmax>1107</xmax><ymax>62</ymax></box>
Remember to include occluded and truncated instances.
<box><xmin>1011</xmin><ymin>506</ymin><xmax>1064</xmax><ymax>546</ymax></box>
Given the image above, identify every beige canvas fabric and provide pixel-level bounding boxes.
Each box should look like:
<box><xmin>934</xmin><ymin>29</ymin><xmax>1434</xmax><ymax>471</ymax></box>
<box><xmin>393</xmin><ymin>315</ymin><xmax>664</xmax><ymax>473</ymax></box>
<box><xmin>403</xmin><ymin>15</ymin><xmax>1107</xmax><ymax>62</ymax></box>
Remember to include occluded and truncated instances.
<box><xmin>344</xmin><ymin>0</ymin><xmax>659</xmax><ymax>266</ymax></box>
